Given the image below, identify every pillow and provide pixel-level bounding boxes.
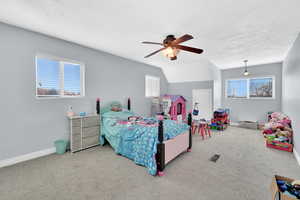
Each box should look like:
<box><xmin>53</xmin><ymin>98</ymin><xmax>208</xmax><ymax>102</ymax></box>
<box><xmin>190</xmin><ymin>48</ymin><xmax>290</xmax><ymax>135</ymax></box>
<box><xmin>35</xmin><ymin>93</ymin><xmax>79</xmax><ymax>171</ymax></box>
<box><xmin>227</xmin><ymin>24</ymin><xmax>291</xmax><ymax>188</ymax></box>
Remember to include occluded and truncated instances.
<box><xmin>110</xmin><ymin>101</ymin><xmax>122</xmax><ymax>112</ymax></box>
<box><xmin>111</xmin><ymin>107</ymin><xmax>122</xmax><ymax>112</ymax></box>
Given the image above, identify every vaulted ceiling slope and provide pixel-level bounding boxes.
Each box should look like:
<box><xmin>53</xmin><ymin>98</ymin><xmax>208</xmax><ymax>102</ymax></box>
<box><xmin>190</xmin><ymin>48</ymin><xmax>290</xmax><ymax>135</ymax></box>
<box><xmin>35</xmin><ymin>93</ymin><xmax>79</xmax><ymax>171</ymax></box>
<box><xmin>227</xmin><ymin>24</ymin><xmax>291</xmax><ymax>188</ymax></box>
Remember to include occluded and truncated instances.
<box><xmin>1</xmin><ymin>0</ymin><xmax>300</xmax><ymax>82</ymax></box>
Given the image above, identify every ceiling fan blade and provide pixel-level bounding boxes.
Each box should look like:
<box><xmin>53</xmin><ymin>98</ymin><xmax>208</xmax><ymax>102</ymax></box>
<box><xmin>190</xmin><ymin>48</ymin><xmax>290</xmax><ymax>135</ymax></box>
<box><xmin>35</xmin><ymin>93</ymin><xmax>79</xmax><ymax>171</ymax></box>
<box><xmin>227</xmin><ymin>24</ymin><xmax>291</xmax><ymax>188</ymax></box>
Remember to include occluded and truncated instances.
<box><xmin>144</xmin><ymin>47</ymin><xmax>166</xmax><ymax>58</ymax></box>
<box><xmin>175</xmin><ymin>45</ymin><xmax>203</xmax><ymax>54</ymax></box>
<box><xmin>172</xmin><ymin>34</ymin><xmax>193</xmax><ymax>45</ymax></box>
<box><xmin>142</xmin><ymin>41</ymin><xmax>163</xmax><ymax>45</ymax></box>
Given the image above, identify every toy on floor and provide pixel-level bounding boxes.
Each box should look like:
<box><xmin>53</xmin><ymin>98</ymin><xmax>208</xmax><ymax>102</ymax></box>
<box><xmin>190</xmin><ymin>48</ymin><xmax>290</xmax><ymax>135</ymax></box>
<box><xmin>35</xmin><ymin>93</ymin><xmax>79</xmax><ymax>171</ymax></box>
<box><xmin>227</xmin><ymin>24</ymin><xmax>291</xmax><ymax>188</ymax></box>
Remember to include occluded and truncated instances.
<box><xmin>277</xmin><ymin>179</ymin><xmax>300</xmax><ymax>199</ymax></box>
<box><xmin>162</xmin><ymin>95</ymin><xmax>186</xmax><ymax>122</ymax></box>
<box><xmin>263</xmin><ymin>112</ymin><xmax>293</xmax><ymax>152</ymax></box>
<box><xmin>210</xmin><ymin>109</ymin><xmax>230</xmax><ymax>130</ymax></box>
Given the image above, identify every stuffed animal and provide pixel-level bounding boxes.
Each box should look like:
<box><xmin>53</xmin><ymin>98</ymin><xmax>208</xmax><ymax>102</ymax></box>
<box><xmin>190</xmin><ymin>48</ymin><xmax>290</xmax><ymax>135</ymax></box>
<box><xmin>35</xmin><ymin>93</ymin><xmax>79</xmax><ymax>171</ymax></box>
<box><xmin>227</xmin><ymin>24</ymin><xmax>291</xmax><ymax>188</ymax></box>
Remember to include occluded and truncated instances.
<box><xmin>284</xmin><ymin>126</ymin><xmax>293</xmax><ymax>133</ymax></box>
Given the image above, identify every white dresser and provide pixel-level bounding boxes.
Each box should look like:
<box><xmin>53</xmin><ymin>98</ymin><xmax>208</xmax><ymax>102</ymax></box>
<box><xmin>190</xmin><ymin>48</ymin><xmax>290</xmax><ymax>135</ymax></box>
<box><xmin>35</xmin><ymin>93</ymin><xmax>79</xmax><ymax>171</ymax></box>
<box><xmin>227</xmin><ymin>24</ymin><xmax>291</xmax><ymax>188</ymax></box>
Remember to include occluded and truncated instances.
<box><xmin>68</xmin><ymin>114</ymin><xmax>100</xmax><ymax>153</ymax></box>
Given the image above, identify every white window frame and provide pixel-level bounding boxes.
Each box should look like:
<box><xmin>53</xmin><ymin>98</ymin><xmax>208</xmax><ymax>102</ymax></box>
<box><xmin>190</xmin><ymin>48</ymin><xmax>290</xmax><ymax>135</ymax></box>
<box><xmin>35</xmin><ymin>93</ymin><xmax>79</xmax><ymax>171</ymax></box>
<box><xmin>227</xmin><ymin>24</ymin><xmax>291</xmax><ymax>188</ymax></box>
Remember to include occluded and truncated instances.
<box><xmin>248</xmin><ymin>76</ymin><xmax>275</xmax><ymax>99</ymax></box>
<box><xmin>225</xmin><ymin>76</ymin><xmax>275</xmax><ymax>100</ymax></box>
<box><xmin>35</xmin><ymin>53</ymin><xmax>85</xmax><ymax>99</ymax></box>
<box><xmin>225</xmin><ymin>78</ymin><xmax>248</xmax><ymax>99</ymax></box>
<box><xmin>145</xmin><ymin>75</ymin><xmax>160</xmax><ymax>98</ymax></box>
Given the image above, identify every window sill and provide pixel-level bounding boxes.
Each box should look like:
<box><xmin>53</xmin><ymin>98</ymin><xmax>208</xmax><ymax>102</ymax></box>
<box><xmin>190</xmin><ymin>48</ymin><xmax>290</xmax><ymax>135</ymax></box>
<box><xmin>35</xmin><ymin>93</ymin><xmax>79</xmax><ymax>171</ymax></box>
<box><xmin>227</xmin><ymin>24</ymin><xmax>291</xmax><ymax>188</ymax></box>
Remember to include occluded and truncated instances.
<box><xmin>35</xmin><ymin>96</ymin><xmax>86</xmax><ymax>100</ymax></box>
<box><xmin>226</xmin><ymin>97</ymin><xmax>275</xmax><ymax>100</ymax></box>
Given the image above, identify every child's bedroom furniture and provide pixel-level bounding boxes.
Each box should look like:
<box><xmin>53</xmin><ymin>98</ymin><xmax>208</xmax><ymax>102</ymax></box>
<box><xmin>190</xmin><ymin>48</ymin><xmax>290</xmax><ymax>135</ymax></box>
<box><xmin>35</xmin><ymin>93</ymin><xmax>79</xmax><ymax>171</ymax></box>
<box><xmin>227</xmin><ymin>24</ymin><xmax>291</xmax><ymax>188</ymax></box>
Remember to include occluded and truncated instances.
<box><xmin>68</xmin><ymin>114</ymin><xmax>100</xmax><ymax>153</ymax></box>
<box><xmin>192</xmin><ymin>119</ymin><xmax>211</xmax><ymax>139</ymax></box>
<box><xmin>162</xmin><ymin>95</ymin><xmax>186</xmax><ymax>122</ymax></box>
<box><xmin>199</xmin><ymin>120</ymin><xmax>211</xmax><ymax>139</ymax></box>
<box><xmin>100</xmin><ymin>101</ymin><xmax>192</xmax><ymax>176</ymax></box>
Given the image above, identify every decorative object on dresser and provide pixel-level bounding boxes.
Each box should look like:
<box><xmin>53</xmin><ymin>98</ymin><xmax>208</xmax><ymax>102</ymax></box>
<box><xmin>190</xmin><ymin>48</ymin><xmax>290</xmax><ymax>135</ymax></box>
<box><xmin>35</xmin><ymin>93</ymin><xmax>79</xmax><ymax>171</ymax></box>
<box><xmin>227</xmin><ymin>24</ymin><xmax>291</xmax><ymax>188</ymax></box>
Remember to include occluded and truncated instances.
<box><xmin>66</xmin><ymin>105</ymin><xmax>75</xmax><ymax>117</ymax></box>
<box><xmin>68</xmin><ymin>114</ymin><xmax>100</xmax><ymax>153</ymax></box>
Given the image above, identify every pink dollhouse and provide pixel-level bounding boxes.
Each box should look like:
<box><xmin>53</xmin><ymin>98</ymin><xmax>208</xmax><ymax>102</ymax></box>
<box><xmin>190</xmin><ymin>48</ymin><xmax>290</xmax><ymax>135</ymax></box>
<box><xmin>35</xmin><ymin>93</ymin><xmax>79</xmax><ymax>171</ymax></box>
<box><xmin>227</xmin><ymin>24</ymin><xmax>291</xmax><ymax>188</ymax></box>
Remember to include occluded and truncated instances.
<box><xmin>162</xmin><ymin>95</ymin><xmax>186</xmax><ymax>122</ymax></box>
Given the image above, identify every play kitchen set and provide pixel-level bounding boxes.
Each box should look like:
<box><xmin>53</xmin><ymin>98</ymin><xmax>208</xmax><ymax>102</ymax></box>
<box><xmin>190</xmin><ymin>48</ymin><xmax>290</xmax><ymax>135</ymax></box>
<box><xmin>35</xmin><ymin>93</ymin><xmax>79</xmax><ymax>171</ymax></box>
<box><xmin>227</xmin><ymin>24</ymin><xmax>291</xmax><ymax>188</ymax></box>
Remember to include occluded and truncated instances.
<box><xmin>271</xmin><ymin>175</ymin><xmax>300</xmax><ymax>199</ymax></box>
<box><xmin>262</xmin><ymin>112</ymin><xmax>293</xmax><ymax>152</ymax></box>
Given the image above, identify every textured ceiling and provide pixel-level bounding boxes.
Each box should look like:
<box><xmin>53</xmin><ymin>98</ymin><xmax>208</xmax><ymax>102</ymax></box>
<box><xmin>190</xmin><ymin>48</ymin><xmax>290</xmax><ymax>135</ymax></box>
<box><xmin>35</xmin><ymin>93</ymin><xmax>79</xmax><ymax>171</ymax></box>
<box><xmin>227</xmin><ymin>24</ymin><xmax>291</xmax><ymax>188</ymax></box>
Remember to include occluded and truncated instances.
<box><xmin>1</xmin><ymin>0</ymin><xmax>300</xmax><ymax>82</ymax></box>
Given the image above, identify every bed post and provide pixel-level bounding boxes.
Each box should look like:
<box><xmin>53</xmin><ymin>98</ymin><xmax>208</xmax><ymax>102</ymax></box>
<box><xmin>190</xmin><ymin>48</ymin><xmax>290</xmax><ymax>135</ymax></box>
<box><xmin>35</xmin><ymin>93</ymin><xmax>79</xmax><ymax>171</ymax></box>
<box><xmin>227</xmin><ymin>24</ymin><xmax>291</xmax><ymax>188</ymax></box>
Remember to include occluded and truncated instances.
<box><xmin>188</xmin><ymin>112</ymin><xmax>192</xmax><ymax>152</ymax></box>
<box><xmin>127</xmin><ymin>97</ymin><xmax>131</xmax><ymax>111</ymax></box>
<box><xmin>96</xmin><ymin>98</ymin><xmax>100</xmax><ymax>115</ymax></box>
<box><xmin>156</xmin><ymin>119</ymin><xmax>165</xmax><ymax>176</ymax></box>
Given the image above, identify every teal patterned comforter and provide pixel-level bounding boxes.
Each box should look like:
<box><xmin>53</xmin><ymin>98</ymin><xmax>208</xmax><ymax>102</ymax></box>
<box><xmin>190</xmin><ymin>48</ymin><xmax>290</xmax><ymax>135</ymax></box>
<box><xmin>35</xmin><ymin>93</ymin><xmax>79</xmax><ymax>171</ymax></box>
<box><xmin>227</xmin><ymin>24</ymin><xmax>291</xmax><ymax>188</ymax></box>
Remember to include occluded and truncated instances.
<box><xmin>100</xmin><ymin>111</ymin><xmax>189</xmax><ymax>175</ymax></box>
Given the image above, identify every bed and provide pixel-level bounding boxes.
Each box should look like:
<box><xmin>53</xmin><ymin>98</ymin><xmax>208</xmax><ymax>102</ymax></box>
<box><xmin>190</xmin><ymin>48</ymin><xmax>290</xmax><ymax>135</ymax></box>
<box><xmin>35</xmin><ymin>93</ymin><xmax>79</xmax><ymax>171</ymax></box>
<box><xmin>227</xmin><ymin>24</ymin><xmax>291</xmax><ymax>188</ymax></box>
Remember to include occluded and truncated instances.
<box><xmin>99</xmin><ymin>101</ymin><xmax>192</xmax><ymax>176</ymax></box>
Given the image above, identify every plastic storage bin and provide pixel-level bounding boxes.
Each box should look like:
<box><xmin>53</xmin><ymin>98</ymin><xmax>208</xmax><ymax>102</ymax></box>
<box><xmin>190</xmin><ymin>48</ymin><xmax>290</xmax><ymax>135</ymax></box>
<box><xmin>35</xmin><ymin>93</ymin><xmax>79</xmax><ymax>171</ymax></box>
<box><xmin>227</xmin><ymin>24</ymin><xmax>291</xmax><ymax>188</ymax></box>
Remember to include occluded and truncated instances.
<box><xmin>54</xmin><ymin>140</ymin><xmax>68</xmax><ymax>154</ymax></box>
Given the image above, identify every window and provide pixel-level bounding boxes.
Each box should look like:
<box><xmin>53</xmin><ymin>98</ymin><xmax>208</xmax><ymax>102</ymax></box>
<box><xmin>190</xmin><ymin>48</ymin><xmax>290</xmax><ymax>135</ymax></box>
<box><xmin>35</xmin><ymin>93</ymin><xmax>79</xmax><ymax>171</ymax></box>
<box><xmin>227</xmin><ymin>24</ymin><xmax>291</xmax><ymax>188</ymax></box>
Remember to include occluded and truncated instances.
<box><xmin>226</xmin><ymin>77</ymin><xmax>274</xmax><ymax>99</ymax></box>
<box><xmin>145</xmin><ymin>75</ymin><xmax>160</xmax><ymax>97</ymax></box>
<box><xmin>226</xmin><ymin>79</ymin><xmax>248</xmax><ymax>98</ymax></box>
<box><xmin>249</xmin><ymin>77</ymin><xmax>273</xmax><ymax>98</ymax></box>
<box><xmin>36</xmin><ymin>55</ymin><xmax>85</xmax><ymax>98</ymax></box>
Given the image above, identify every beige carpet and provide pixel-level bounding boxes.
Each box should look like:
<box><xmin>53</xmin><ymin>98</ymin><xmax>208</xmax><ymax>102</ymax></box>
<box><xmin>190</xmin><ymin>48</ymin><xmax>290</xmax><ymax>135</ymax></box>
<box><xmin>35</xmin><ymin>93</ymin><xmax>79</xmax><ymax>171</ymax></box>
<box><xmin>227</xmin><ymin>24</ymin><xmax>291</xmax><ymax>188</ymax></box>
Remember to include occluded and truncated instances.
<box><xmin>0</xmin><ymin>127</ymin><xmax>299</xmax><ymax>200</ymax></box>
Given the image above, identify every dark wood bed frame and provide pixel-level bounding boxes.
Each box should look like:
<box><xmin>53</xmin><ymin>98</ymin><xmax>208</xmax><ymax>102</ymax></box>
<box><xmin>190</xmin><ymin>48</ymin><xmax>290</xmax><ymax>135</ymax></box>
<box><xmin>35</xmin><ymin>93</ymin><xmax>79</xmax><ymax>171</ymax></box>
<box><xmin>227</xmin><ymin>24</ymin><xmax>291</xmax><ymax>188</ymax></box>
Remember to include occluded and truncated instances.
<box><xmin>101</xmin><ymin>98</ymin><xmax>192</xmax><ymax>176</ymax></box>
<box><xmin>156</xmin><ymin>113</ymin><xmax>192</xmax><ymax>176</ymax></box>
<box><xmin>127</xmin><ymin>97</ymin><xmax>192</xmax><ymax>176</ymax></box>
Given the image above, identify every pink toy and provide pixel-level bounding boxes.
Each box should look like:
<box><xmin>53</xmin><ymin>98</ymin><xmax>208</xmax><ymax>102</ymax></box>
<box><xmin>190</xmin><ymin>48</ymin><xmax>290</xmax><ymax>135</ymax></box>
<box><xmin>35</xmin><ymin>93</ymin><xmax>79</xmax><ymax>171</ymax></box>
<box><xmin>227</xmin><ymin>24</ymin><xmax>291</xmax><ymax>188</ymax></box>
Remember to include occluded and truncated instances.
<box><xmin>162</xmin><ymin>95</ymin><xmax>186</xmax><ymax>121</ymax></box>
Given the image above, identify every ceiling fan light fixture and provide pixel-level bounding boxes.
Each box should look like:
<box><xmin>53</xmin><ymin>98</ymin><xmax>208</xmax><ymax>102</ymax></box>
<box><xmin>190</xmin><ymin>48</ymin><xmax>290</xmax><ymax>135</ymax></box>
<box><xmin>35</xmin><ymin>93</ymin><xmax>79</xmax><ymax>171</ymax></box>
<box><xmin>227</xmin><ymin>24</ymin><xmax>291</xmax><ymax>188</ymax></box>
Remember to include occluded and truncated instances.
<box><xmin>243</xmin><ymin>60</ymin><xmax>250</xmax><ymax>76</ymax></box>
<box><xmin>142</xmin><ymin>34</ymin><xmax>203</xmax><ymax>60</ymax></box>
<box><xmin>162</xmin><ymin>47</ymin><xmax>179</xmax><ymax>60</ymax></box>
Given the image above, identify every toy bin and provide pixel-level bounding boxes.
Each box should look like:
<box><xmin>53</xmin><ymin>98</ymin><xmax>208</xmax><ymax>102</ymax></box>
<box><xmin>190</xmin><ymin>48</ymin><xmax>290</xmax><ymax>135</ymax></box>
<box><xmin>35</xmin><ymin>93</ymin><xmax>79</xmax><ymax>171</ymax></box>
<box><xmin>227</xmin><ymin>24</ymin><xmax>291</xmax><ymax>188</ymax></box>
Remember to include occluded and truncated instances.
<box><xmin>54</xmin><ymin>140</ymin><xmax>68</xmax><ymax>154</ymax></box>
<box><xmin>266</xmin><ymin>140</ymin><xmax>293</xmax><ymax>152</ymax></box>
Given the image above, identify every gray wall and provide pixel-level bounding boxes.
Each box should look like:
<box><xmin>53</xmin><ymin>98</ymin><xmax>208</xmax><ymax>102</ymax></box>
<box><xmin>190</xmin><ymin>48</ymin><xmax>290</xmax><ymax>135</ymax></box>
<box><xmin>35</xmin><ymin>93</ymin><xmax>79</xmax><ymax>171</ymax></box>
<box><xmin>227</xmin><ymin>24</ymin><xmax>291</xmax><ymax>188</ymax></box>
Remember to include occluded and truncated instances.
<box><xmin>168</xmin><ymin>81</ymin><xmax>214</xmax><ymax>112</ymax></box>
<box><xmin>221</xmin><ymin>63</ymin><xmax>282</xmax><ymax>122</ymax></box>
<box><xmin>283</xmin><ymin>33</ymin><xmax>300</xmax><ymax>154</ymax></box>
<box><xmin>0</xmin><ymin>22</ymin><xmax>168</xmax><ymax>161</ymax></box>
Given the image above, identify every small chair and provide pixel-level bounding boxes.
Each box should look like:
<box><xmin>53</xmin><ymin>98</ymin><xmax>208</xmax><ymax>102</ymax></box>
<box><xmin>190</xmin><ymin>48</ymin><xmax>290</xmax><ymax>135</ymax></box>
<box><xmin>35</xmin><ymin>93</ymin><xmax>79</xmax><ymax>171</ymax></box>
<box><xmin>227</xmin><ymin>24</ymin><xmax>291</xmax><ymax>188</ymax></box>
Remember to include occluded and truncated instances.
<box><xmin>192</xmin><ymin>121</ymin><xmax>200</xmax><ymax>135</ymax></box>
<box><xmin>199</xmin><ymin>119</ymin><xmax>211</xmax><ymax>139</ymax></box>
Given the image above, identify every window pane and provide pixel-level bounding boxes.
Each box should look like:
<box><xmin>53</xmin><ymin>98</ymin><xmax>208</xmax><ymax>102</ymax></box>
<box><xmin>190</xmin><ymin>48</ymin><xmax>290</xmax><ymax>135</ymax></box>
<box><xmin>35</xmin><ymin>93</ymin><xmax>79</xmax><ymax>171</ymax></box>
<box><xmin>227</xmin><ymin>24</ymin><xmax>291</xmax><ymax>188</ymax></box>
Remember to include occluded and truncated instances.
<box><xmin>64</xmin><ymin>63</ymin><xmax>81</xmax><ymax>96</ymax></box>
<box><xmin>36</xmin><ymin>58</ymin><xmax>60</xmax><ymax>96</ymax></box>
<box><xmin>145</xmin><ymin>76</ymin><xmax>160</xmax><ymax>97</ymax></box>
<box><xmin>250</xmin><ymin>78</ymin><xmax>273</xmax><ymax>98</ymax></box>
<box><xmin>227</xmin><ymin>79</ymin><xmax>247</xmax><ymax>98</ymax></box>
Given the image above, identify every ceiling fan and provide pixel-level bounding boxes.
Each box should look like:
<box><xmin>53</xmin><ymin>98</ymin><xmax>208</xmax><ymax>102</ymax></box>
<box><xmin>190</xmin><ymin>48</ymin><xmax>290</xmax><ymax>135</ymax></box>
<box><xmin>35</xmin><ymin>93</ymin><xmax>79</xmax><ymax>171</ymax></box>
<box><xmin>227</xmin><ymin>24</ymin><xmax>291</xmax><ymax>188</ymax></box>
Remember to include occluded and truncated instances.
<box><xmin>142</xmin><ymin>34</ymin><xmax>203</xmax><ymax>60</ymax></box>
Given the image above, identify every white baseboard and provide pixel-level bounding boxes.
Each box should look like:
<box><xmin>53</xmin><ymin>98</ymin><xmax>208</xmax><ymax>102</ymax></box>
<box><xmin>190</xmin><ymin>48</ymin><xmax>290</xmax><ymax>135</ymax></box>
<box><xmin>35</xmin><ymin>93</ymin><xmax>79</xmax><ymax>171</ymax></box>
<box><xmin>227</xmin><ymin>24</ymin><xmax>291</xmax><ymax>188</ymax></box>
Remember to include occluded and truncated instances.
<box><xmin>294</xmin><ymin>148</ymin><xmax>300</xmax><ymax>167</ymax></box>
<box><xmin>0</xmin><ymin>147</ymin><xmax>56</xmax><ymax>168</ymax></box>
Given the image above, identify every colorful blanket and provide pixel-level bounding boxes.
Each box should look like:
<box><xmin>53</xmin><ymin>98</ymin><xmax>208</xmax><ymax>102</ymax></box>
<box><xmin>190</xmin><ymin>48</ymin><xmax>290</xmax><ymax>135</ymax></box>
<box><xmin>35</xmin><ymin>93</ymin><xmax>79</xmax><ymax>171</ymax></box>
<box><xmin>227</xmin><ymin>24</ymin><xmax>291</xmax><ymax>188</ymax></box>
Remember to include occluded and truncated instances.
<box><xmin>100</xmin><ymin>111</ymin><xmax>189</xmax><ymax>175</ymax></box>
